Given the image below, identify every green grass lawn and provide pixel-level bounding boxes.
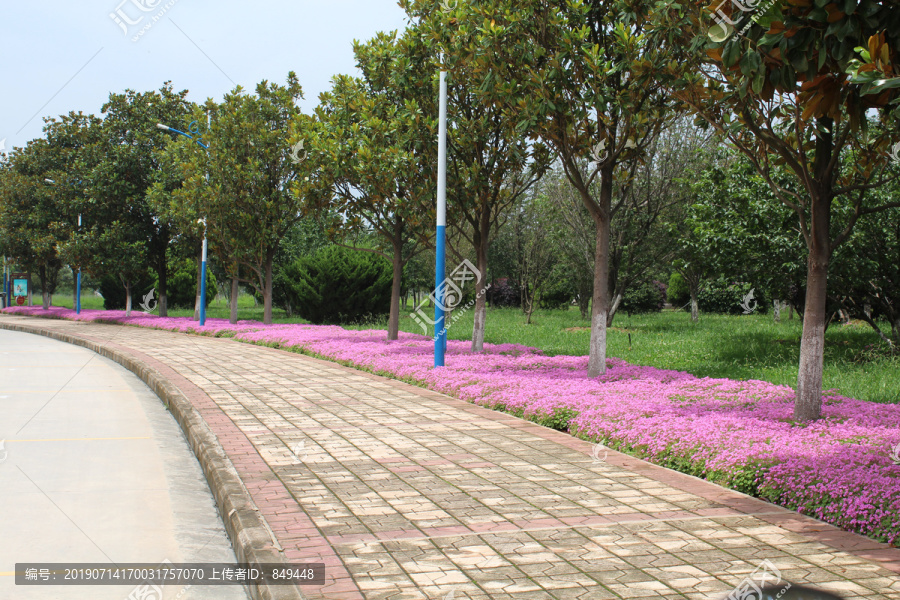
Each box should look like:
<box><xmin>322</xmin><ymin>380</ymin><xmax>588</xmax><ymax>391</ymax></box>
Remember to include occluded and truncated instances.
<box><xmin>50</xmin><ymin>291</ymin><xmax>898</xmax><ymax>404</ymax></box>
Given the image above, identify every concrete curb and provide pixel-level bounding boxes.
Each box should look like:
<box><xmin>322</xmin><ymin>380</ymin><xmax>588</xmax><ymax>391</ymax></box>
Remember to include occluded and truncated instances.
<box><xmin>0</xmin><ymin>320</ymin><xmax>305</xmax><ymax>600</ymax></box>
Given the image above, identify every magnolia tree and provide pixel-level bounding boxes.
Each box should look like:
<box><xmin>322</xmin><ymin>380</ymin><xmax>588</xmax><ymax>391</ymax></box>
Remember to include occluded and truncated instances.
<box><xmin>0</xmin><ymin>140</ymin><xmax>65</xmax><ymax>309</ymax></box>
<box><xmin>0</xmin><ymin>113</ymin><xmax>107</xmax><ymax>310</ymax></box>
<box><xmin>412</xmin><ymin>0</ymin><xmax>684</xmax><ymax>375</ymax></box>
<box><xmin>310</xmin><ymin>31</ymin><xmax>436</xmax><ymax>341</ymax></box>
<box><xmin>173</xmin><ymin>76</ymin><xmax>316</xmax><ymax>324</ymax></box>
<box><xmin>656</xmin><ymin>0</ymin><xmax>900</xmax><ymax>419</ymax></box>
<box><xmin>399</xmin><ymin>11</ymin><xmax>551</xmax><ymax>351</ymax></box>
<box><xmin>89</xmin><ymin>84</ymin><xmax>194</xmax><ymax>316</ymax></box>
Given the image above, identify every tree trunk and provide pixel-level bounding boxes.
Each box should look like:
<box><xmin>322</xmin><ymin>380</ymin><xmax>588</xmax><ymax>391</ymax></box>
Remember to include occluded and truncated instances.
<box><xmin>789</xmin><ymin>303</ymin><xmax>794</xmax><ymax>320</ymax></box>
<box><xmin>471</xmin><ymin>226</ymin><xmax>489</xmax><ymax>352</ymax></box>
<box><xmin>689</xmin><ymin>280</ymin><xmax>700</xmax><ymax>324</ymax></box>
<box><xmin>125</xmin><ymin>281</ymin><xmax>133</xmax><ymax>317</ymax></box>
<box><xmin>606</xmin><ymin>290</ymin><xmax>624</xmax><ymax>328</ymax></box>
<box><xmin>157</xmin><ymin>253</ymin><xmax>168</xmax><ymax>318</ymax></box>
<box><xmin>387</xmin><ymin>238</ymin><xmax>403</xmax><ymax>341</ymax></box>
<box><xmin>229</xmin><ymin>274</ymin><xmax>239</xmax><ymax>325</ymax></box>
<box><xmin>577</xmin><ymin>287</ymin><xmax>590</xmax><ymax>319</ymax></box>
<box><xmin>587</xmin><ymin>171</ymin><xmax>613</xmax><ymax>378</ymax></box>
<box><xmin>795</xmin><ymin>191</ymin><xmax>831</xmax><ymax>421</ymax></box>
<box><xmin>263</xmin><ymin>254</ymin><xmax>274</xmax><ymax>325</ymax></box>
<box><xmin>193</xmin><ymin>255</ymin><xmax>201</xmax><ymax>321</ymax></box>
<box><xmin>773</xmin><ymin>300</ymin><xmax>781</xmax><ymax>323</ymax></box>
<box><xmin>40</xmin><ymin>266</ymin><xmax>50</xmax><ymax>309</ymax></box>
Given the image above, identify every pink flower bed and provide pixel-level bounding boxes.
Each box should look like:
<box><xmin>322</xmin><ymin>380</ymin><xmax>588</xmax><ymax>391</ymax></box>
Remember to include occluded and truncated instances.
<box><xmin>5</xmin><ymin>306</ymin><xmax>900</xmax><ymax>545</ymax></box>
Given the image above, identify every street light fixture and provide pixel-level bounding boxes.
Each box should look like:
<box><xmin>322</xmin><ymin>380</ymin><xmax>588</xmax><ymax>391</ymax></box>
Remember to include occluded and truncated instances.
<box><xmin>157</xmin><ymin>121</ymin><xmax>210</xmax><ymax>326</ymax></box>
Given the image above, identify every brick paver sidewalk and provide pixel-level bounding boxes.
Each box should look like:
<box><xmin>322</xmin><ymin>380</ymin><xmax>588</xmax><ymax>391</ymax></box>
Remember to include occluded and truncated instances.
<box><xmin>2</xmin><ymin>315</ymin><xmax>898</xmax><ymax>600</ymax></box>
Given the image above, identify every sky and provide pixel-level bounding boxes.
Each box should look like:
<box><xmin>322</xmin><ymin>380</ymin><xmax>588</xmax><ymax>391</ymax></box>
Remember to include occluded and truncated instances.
<box><xmin>0</xmin><ymin>1</ymin><xmax>412</xmax><ymax>153</ymax></box>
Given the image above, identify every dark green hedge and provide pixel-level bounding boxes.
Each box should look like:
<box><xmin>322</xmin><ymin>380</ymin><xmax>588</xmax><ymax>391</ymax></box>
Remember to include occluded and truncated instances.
<box><xmin>278</xmin><ymin>246</ymin><xmax>392</xmax><ymax>324</ymax></box>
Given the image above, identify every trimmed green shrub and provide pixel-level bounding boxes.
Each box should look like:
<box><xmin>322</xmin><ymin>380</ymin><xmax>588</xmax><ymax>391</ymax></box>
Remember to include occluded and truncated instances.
<box><xmin>155</xmin><ymin>259</ymin><xmax>218</xmax><ymax>309</ymax></box>
<box><xmin>622</xmin><ymin>280</ymin><xmax>667</xmax><ymax>314</ymax></box>
<box><xmin>667</xmin><ymin>272</ymin><xmax>691</xmax><ymax>307</ymax></box>
<box><xmin>539</xmin><ymin>281</ymin><xmax>574</xmax><ymax>309</ymax></box>
<box><xmin>280</xmin><ymin>246</ymin><xmax>392</xmax><ymax>324</ymax></box>
<box><xmin>699</xmin><ymin>278</ymin><xmax>768</xmax><ymax>314</ymax></box>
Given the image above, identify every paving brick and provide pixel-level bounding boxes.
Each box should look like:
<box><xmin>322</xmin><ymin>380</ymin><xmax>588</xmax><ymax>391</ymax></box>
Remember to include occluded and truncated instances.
<box><xmin>3</xmin><ymin>315</ymin><xmax>899</xmax><ymax>600</ymax></box>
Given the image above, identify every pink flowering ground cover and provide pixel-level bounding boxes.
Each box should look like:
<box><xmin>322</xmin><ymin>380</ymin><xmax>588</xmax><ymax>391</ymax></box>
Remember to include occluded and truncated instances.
<box><xmin>5</xmin><ymin>306</ymin><xmax>900</xmax><ymax>546</ymax></box>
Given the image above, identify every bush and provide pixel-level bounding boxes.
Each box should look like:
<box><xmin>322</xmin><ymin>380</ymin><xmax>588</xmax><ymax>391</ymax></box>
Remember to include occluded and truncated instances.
<box><xmin>667</xmin><ymin>272</ymin><xmax>691</xmax><ymax>308</ymax></box>
<box><xmin>699</xmin><ymin>278</ymin><xmax>768</xmax><ymax>315</ymax></box>
<box><xmin>156</xmin><ymin>259</ymin><xmax>218</xmax><ymax>309</ymax></box>
<box><xmin>486</xmin><ymin>278</ymin><xmax>520</xmax><ymax>308</ymax></box>
<box><xmin>539</xmin><ymin>281</ymin><xmax>574</xmax><ymax>309</ymax></box>
<box><xmin>622</xmin><ymin>280</ymin><xmax>667</xmax><ymax>314</ymax></box>
<box><xmin>280</xmin><ymin>246</ymin><xmax>392</xmax><ymax>324</ymax></box>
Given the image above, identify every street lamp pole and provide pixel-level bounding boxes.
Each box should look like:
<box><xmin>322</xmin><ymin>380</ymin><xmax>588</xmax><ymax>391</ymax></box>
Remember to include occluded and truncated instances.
<box><xmin>44</xmin><ymin>178</ymin><xmax>83</xmax><ymax>314</ymax></box>
<box><xmin>435</xmin><ymin>66</ymin><xmax>449</xmax><ymax>368</ymax></box>
<box><xmin>76</xmin><ymin>214</ymin><xmax>82</xmax><ymax>314</ymax></box>
<box><xmin>156</xmin><ymin>122</ymin><xmax>210</xmax><ymax>326</ymax></box>
<box><xmin>199</xmin><ymin>217</ymin><xmax>208</xmax><ymax>327</ymax></box>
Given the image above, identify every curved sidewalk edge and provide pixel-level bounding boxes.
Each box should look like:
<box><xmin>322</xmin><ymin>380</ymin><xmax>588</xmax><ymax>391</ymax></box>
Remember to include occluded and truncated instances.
<box><xmin>0</xmin><ymin>319</ymin><xmax>305</xmax><ymax>600</ymax></box>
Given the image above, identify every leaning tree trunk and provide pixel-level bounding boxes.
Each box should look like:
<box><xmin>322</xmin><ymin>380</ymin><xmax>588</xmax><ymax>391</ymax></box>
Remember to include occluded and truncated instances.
<box><xmin>587</xmin><ymin>171</ymin><xmax>613</xmax><ymax>378</ymax></box>
<box><xmin>471</xmin><ymin>219</ymin><xmax>489</xmax><ymax>352</ymax></box>
<box><xmin>606</xmin><ymin>289</ymin><xmax>624</xmax><ymax>328</ymax></box>
<box><xmin>795</xmin><ymin>192</ymin><xmax>831</xmax><ymax>422</ymax></box>
<box><xmin>387</xmin><ymin>236</ymin><xmax>403</xmax><ymax>341</ymax></box>
<box><xmin>263</xmin><ymin>254</ymin><xmax>274</xmax><ymax>325</ymax></box>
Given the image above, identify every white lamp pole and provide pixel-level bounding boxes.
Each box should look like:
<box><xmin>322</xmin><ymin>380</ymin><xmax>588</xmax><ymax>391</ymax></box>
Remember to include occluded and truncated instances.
<box><xmin>434</xmin><ymin>64</ymin><xmax>448</xmax><ymax>368</ymax></box>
